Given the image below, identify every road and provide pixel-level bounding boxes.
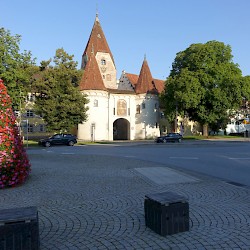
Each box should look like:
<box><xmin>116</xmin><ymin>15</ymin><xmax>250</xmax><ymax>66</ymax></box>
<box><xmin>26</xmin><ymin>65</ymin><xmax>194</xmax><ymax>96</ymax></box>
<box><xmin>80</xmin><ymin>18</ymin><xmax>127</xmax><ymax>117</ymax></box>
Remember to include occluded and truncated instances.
<box><xmin>28</xmin><ymin>140</ymin><xmax>250</xmax><ymax>187</ymax></box>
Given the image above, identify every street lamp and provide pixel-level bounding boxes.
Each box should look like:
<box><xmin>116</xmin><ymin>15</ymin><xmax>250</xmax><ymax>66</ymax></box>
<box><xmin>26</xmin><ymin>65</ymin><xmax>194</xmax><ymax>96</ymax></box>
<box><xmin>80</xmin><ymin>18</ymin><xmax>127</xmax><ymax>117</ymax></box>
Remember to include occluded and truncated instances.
<box><xmin>21</xmin><ymin>120</ymin><xmax>29</xmax><ymax>148</ymax></box>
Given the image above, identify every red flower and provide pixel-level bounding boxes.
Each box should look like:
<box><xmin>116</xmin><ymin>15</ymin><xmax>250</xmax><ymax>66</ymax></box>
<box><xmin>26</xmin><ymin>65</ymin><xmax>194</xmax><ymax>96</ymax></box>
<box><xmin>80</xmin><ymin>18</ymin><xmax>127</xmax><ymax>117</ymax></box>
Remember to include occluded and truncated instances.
<box><xmin>0</xmin><ymin>79</ymin><xmax>31</xmax><ymax>188</ymax></box>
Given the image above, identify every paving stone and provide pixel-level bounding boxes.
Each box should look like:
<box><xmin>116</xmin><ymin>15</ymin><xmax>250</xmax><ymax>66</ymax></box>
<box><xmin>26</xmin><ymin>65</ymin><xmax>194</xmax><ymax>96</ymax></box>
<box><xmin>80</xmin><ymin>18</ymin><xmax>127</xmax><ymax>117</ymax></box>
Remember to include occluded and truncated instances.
<box><xmin>0</xmin><ymin>153</ymin><xmax>249</xmax><ymax>249</ymax></box>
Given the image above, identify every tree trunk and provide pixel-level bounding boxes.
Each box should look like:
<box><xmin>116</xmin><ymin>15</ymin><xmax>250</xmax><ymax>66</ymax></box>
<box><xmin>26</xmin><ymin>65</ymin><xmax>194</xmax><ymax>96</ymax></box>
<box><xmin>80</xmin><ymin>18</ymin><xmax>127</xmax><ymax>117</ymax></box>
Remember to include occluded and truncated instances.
<box><xmin>203</xmin><ymin>124</ymin><xmax>208</xmax><ymax>137</ymax></box>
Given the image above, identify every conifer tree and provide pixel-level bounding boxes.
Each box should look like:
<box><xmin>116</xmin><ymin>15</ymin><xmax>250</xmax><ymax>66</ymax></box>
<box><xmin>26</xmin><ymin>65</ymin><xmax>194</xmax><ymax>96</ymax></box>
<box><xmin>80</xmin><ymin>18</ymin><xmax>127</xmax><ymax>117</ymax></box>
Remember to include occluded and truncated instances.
<box><xmin>0</xmin><ymin>79</ymin><xmax>31</xmax><ymax>188</ymax></box>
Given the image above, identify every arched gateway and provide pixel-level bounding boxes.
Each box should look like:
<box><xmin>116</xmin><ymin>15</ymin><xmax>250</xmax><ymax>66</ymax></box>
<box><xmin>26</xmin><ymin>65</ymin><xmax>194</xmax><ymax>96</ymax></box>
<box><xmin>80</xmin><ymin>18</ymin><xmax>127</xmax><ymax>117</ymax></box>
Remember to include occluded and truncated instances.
<box><xmin>77</xmin><ymin>13</ymin><xmax>164</xmax><ymax>142</ymax></box>
<box><xmin>113</xmin><ymin>118</ymin><xmax>130</xmax><ymax>140</ymax></box>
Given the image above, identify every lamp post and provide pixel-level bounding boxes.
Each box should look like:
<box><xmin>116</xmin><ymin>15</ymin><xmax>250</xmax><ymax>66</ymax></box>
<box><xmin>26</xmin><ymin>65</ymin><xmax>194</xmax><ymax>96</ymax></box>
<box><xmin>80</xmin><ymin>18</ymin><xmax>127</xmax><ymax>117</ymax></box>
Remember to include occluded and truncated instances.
<box><xmin>21</xmin><ymin>120</ymin><xmax>29</xmax><ymax>148</ymax></box>
<box><xmin>174</xmin><ymin>102</ymin><xmax>178</xmax><ymax>133</ymax></box>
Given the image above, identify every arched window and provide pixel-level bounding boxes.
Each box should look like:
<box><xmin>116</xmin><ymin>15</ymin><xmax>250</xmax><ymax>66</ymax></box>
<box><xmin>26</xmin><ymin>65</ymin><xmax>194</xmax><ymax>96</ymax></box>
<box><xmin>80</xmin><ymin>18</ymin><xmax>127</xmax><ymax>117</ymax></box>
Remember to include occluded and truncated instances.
<box><xmin>94</xmin><ymin>99</ymin><xmax>98</xmax><ymax>107</ymax></box>
<box><xmin>101</xmin><ymin>59</ymin><xmax>106</xmax><ymax>65</ymax></box>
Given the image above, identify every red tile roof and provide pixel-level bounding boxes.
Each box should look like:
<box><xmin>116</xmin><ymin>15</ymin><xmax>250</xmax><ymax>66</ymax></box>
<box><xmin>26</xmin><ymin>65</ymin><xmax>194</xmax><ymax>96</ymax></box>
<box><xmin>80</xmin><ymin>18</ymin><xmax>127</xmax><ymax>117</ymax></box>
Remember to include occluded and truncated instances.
<box><xmin>135</xmin><ymin>59</ymin><xmax>158</xmax><ymax>94</ymax></box>
<box><xmin>153</xmin><ymin>79</ymin><xmax>165</xmax><ymax>94</ymax></box>
<box><xmin>79</xmin><ymin>52</ymin><xmax>106</xmax><ymax>91</ymax></box>
<box><xmin>80</xmin><ymin>14</ymin><xmax>165</xmax><ymax>95</ymax></box>
<box><xmin>126</xmin><ymin>73</ymin><xmax>139</xmax><ymax>87</ymax></box>
<box><xmin>125</xmin><ymin>72</ymin><xmax>165</xmax><ymax>94</ymax></box>
<box><xmin>82</xmin><ymin>14</ymin><xmax>115</xmax><ymax>67</ymax></box>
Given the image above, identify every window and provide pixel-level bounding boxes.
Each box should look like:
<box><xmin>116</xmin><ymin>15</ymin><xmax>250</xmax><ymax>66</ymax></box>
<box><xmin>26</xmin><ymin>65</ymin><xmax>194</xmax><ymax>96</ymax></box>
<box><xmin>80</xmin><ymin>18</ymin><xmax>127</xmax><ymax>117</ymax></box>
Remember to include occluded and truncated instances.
<box><xmin>102</xmin><ymin>75</ymin><xmax>105</xmax><ymax>79</ymax></box>
<box><xmin>14</xmin><ymin>111</ymin><xmax>20</xmax><ymax>118</ymax></box>
<box><xmin>28</xmin><ymin>124</ymin><xmax>33</xmax><ymax>133</ymax></box>
<box><xmin>53</xmin><ymin>134</ymin><xmax>62</xmax><ymax>139</ymax></box>
<box><xmin>101</xmin><ymin>59</ymin><xmax>106</xmax><ymax>65</ymax></box>
<box><xmin>26</xmin><ymin>110</ymin><xmax>34</xmax><ymax>117</ymax></box>
<box><xmin>39</xmin><ymin>124</ymin><xmax>45</xmax><ymax>132</ymax></box>
<box><xmin>27</xmin><ymin>94</ymin><xmax>35</xmax><ymax>102</ymax></box>
<box><xmin>113</xmin><ymin>108</ymin><xmax>116</xmax><ymax>115</ymax></box>
<box><xmin>94</xmin><ymin>99</ymin><xmax>98</xmax><ymax>107</ymax></box>
<box><xmin>128</xmin><ymin>108</ymin><xmax>130</xmax><ymax>116</ymax></box>
<box><xmin>136</xmin><ymin>105</ymin><xmax>140</xmax><ymax>114</ymax></box>
<box><xmin>106</xmin><ymin>74</ymin><xmax>111</xmax><ymax>81</ymax></box>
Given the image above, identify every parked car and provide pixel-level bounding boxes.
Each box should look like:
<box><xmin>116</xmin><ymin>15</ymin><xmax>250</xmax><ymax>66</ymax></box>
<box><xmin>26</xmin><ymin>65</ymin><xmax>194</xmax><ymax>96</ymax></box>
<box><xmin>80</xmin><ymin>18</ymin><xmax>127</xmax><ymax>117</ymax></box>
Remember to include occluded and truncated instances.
<box><xmin>38</xmin><ymin>134</ymin><xmax>77</xmax><ymax>147</ymax></box>
<box><xmin>155</xmin><ymin>133</ymin><xmax>183</xmax><ymax>143</ymax></box>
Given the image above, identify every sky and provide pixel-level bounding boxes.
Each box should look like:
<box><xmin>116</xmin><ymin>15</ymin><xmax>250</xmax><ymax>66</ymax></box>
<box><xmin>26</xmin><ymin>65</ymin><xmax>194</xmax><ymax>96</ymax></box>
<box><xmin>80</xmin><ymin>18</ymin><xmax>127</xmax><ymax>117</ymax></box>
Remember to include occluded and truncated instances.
<box><xmin>1</xmin><ymin>0</ymin><xmax>250</xmax><ymax>80</ymax></box>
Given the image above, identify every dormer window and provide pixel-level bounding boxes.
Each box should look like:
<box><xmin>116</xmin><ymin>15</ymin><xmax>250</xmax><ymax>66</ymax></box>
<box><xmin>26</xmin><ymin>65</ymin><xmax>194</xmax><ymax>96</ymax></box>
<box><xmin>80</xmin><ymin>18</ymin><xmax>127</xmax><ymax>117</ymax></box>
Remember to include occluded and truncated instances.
<box><xmin>101</xmin><ymin>59</ymin><xmax>106</xmax><ymax>65</ymax></box>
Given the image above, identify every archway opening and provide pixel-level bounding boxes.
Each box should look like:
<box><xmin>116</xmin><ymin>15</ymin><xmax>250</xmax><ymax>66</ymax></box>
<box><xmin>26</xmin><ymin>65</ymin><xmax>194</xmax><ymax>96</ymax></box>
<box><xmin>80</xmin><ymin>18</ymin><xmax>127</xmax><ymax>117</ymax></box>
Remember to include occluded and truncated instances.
<box><xmin>113</xmin><ymin>118</ymin><xmax>130</xmax><ymax>140</ymax></box>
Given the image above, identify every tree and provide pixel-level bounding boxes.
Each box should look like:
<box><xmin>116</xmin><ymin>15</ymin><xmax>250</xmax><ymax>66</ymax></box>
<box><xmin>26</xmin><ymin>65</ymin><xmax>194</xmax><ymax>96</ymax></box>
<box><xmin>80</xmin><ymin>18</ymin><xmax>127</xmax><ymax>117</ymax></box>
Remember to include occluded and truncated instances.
<box><xmin>0</xmin><ymin>28</ymin><xmax>36</xmax><ymax>110</ymax></box>
<box><xmin>0</xmin><ymin>79</ymin><xmax>31</xmax><ymax>188</ymax></box>
<box><xmin>162</xmin><ymin>40</ymin><xmax>244</xmax><ymax>136</ymax></box>
<box><xmin>242</xmin><ymin>75</ymin><xmax>250</xmax><ymax>112</ymax></box>
<box><xmin>32</xmin><ymin>48</ymin><xmax>88</xmax><ymax>133</ymax></box>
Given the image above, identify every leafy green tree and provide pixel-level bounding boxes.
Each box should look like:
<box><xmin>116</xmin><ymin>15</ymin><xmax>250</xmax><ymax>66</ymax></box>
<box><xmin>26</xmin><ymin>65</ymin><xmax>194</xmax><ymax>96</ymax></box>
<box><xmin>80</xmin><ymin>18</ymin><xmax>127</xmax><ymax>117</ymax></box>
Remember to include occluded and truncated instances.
<box><xmin>0</xmin><ymin>28</ymin><xmax>36</xmax><ymax>110</ymax></box>
<box><xmin>32</xmin><ymin>48</ymin><xmax>88</xmax><ymax>133</ymax></box>
<box><xmin>242</xmin><ymin>76</ymin><xmax>250</xmax><ymax>110</ymax></box>
<box><xmin>162</xmin><ymin>40</ymin><xmax>244</xmax><ymax>136</ymax></box>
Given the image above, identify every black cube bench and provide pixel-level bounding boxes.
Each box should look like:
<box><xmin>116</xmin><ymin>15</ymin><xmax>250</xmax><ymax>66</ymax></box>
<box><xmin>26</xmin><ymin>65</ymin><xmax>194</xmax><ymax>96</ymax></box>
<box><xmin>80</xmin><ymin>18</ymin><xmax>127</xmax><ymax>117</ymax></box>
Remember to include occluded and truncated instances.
<box><xmin>144</xmin><ymin>191</ymin><xmax>189</xmax><ymax>236</ymax></box>
<box><xmin>0</xmin><ymin>206</ymin><xmax>40</xmax><ymax>250</ymax></box>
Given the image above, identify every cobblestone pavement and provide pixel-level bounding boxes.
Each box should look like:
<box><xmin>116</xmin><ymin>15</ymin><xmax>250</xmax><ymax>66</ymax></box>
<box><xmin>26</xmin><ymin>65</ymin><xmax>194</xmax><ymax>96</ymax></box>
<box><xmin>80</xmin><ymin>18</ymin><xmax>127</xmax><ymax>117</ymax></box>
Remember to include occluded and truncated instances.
<box><xmin>0</xmin><ymin>151</ymin><xmax>250</xmax><ymax>249</ymax></box>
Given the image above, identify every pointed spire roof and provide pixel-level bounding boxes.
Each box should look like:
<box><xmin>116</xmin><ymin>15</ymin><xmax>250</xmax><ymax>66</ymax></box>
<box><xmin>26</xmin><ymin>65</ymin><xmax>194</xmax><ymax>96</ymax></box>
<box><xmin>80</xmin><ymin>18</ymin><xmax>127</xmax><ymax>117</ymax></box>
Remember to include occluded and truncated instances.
<box><xmin>79</xmin><ymin>51</ymin><xmax>106</xmax><ymax>91</ymax></box>
<box><xmin>82</xmin><ymin>14</ymin><xmax>115</xmax><ymax>67</ymax></box>
<box><xmin>135</xmin><ymin>57</ymin><xmax>158</xmax><ymax>94</ymax></box>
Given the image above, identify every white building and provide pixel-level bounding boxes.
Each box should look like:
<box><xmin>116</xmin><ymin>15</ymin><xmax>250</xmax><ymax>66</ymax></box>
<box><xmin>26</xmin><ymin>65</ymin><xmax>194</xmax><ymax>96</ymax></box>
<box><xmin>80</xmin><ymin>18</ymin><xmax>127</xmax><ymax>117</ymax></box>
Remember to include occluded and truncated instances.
<box><xmin>77</xmin><ymin>14</ymin><xmax>164</xmax><ymax>141</ymax></box>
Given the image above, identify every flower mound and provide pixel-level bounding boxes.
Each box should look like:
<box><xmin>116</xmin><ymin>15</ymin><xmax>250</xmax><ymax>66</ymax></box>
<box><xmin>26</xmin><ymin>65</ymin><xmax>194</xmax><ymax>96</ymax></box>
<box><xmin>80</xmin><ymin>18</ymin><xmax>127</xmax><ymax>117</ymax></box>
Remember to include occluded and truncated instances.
<box><xmin>0</xmin><ymin>79</ymin><xmax>31</xmax><ymax>188</ymax></box>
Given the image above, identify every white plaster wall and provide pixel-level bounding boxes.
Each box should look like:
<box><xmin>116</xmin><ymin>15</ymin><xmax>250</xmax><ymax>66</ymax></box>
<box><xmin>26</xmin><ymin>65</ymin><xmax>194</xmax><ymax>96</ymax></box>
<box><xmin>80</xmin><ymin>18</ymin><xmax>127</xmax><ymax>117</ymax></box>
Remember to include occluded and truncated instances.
<box><xmin>78</xmin><ymin>90</ymin><xmax>109</xmax><ymax>141</ymax></box>
<box><xmin>135</xmin><ymin>94</ymin><xmax>160</xmax><ymax>139</ymax></box>
<box><xmin>108</xmin><ymin>94</ymin><xmax>137</xmax><ymax>140</ymax></box>
<box><xmin>96</xmin><ymin>52</ymin><xmax>117</xmax><ymax>89</ymax></box>
<box><xmin>78</xmin><ymin>91</ymin><xmax>160</xmax><ymax>141</ymax></box>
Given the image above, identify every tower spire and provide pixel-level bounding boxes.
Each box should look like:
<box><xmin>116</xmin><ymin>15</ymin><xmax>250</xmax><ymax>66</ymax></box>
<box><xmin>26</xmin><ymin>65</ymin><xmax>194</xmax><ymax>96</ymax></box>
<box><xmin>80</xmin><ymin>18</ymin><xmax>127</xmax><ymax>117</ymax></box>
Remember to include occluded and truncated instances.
<box><xmin>95</xmin><ymin>4</ymin><xmax>99</xmax><ymax>22</ymax></box>
<box><xmin>135</xmin><ymin>57</ymin><xmax>157</xmax><ymax>94</ymax></box>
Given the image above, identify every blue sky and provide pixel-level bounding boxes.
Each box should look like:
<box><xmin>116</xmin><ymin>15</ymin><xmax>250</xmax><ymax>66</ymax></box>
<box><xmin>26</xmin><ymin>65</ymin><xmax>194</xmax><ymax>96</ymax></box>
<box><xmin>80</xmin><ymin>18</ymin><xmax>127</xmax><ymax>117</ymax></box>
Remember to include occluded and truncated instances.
<box><xmin>1</xmin><ymin>0</ymin><xmax>250</xmax><ymax>79</ymax></box>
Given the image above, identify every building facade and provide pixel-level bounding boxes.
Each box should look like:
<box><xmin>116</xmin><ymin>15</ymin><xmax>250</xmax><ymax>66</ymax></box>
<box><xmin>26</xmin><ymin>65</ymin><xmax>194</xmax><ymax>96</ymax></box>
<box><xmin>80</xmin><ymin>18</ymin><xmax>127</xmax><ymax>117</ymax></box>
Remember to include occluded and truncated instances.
<box><xmin>77</xmin><ymin>14</ymin><xmax>165</xmax><ymax>141</ymax></box>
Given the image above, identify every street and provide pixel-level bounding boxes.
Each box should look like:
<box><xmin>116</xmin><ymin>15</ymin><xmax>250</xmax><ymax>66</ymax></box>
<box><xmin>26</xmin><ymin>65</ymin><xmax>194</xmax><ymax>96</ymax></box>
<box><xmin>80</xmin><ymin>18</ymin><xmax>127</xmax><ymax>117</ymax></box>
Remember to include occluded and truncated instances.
<box><xmin>1</xmin><ymin>140</ymin><xmax>249</xmax><ymax>249</ymax></box>
<box><xmin>29</xmin><ymin>140</ymin><xmax>250</xmax><ymax>187</ymax></box>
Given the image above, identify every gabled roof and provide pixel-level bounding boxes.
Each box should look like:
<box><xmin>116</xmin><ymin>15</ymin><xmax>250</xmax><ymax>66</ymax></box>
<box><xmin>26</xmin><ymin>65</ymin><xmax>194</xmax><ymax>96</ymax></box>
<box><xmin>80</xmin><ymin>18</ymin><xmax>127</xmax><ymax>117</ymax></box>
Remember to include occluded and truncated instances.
<box><xmin>153</xmin><ymin>79</ymin><xmax>165</xmax><ymax>94</ymax></box>
<box><xmin>124</xmin><ymin>72</ymin><xmax>165</xmax><ymax>94</ymax></box>
<box><xmin>82</xmin><ymin>14</ymin><xmax>115</xmax><ymax>67</ymax></box>
<box><xmin>126</xmin><ymin>73</ymin><xmax>139</xmax><ymax>87</ymax></box>
<box><xmin>79</xmin><ymin>51</ymin><xmax>106</xmax><ymax>91</ymax></box>
<box><xmin>135</xmin><ymin>58</ymin><xmax>158</xmax><ymax>94</ymax></box>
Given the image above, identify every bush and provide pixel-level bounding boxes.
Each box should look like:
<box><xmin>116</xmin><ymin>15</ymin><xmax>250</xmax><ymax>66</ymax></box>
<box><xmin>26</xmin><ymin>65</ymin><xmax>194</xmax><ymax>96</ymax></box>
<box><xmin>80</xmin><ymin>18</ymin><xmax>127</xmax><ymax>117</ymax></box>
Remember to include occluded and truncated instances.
<box><xmin>0</xmin><ymin>79</ymin><xmax>31</xmax><ymax>188</ymax></box>
<box><xmin>228</xmin><ymin>132</ymin><xmax>244</xmax><ymax>137</ymax></box>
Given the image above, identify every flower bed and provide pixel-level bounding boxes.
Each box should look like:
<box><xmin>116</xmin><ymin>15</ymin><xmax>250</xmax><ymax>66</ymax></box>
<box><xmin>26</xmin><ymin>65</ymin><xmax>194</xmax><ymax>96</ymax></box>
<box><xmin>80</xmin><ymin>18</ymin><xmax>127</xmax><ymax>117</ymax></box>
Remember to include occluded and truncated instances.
<box><xmin>0</xmin><ymin>79</ymin><xmax>31</xmax><ymax>188</ymax></box>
